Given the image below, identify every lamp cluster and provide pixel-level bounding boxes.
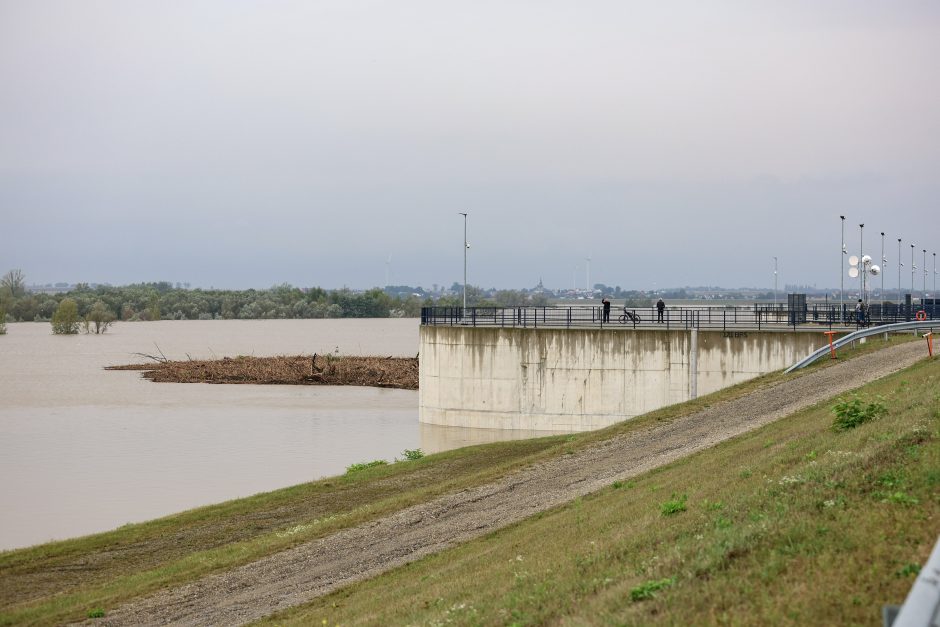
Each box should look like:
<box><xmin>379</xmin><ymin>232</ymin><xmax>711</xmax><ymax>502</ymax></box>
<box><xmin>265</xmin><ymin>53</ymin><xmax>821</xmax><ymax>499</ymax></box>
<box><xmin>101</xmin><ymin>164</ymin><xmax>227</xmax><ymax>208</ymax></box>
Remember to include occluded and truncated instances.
<box><xmin>839</xmin><ymin>216</ymin><xmax>936</xmax><ymax>311</ymax></box>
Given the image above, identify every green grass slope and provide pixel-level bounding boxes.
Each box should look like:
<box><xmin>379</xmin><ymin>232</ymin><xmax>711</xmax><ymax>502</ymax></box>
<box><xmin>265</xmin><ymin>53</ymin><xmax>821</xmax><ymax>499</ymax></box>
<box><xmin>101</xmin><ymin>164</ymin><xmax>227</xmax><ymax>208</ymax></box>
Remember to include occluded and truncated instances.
<box><xmin>261</xmin><ymin>358</ymin><xmax>939</xmax><ymax>626</ymax></box>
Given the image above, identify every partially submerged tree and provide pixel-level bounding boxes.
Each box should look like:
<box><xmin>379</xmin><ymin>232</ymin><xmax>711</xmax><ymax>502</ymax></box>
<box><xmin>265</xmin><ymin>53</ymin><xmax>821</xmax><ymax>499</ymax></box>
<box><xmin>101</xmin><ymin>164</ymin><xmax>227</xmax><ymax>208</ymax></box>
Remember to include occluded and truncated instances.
<box><xmin>1</xmin><ymin>269</ymin><xmax>26</xmax><ymax>299</ymax></box>
<box><xmin>51</xmin><ymin>298</ymin><xmax>80</xmax><ymax>335</ymax></box>
<box><xmin>83</xmin><ymin>301</ymin><xmax>116</xmax><ymax>334</ymax></box>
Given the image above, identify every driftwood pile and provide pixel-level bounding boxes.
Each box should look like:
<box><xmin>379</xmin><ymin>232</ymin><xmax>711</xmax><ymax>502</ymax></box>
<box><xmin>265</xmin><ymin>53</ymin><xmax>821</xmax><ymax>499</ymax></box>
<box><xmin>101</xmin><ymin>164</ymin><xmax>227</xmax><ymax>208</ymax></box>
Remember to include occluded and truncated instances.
<box><xmin>107</xmin><ymin>354</ymin><xmax>419</xmax><ymax>390</ymax></box>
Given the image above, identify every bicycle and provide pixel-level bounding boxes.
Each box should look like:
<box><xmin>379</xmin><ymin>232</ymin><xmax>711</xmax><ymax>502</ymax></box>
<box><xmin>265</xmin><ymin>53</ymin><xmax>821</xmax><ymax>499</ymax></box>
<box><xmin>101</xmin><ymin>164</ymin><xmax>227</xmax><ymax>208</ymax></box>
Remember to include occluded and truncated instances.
<box><xmin>618</xmin><ymin>309</ymin><xmax>641</xmax><ymax>324</ymax></box>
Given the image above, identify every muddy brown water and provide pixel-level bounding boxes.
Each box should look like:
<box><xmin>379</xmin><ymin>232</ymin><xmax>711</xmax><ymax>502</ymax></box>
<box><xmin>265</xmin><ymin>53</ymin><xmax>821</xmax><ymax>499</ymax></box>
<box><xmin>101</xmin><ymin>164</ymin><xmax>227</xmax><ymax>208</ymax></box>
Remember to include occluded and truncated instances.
<box><xmin>0</xmin><ymin>319</ymin><xmax>554</xmax><ymax>551</ymax></box>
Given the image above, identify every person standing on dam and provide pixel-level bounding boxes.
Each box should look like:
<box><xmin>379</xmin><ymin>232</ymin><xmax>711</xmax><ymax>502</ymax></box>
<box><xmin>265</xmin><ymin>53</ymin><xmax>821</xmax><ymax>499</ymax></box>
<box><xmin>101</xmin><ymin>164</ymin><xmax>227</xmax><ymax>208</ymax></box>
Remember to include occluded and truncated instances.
<box><xmin>602</xmin><ymin>297</ymin><xmax>611</xmax><ymax>323</ymax></box>
<box><xmin>855</xmin><ymin>299</ymin><xmax>865</xmax><ymax>327</ymax></box>
<box><xmin>657</xmin><ymin>298</ymin><xmax>666</xmax><ymax>322</ymax></box>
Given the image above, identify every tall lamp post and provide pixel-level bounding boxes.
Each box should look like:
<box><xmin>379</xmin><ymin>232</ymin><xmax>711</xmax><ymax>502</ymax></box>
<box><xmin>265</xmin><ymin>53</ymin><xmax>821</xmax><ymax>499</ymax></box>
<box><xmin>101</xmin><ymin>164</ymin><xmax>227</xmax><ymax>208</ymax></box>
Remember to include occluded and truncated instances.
<box><xmin>585</xmin><ymin>257</ymin><xmax>591</xmax><ymax>295</ymax></box>
<box><xmin>840</xmin><ymin>216</ymin><xmax>846</xmax><ymax>320</ymax></box>
<box><xmin>773</xmin><ymin>256</ymin><xmax>778</xmax><ymax>309</ymax></box>
<box><xmin>859</xmin><ymin>223</ymin><xmax>865</xmax><ymax>304</ymax></box>
<box><xmin>911</xmin><ymin>244</ymin><xmax>916</xmax><ymax>302</ymax></box>
<box><xmin>923</xmin><ymin>249</ymin><xmax>928</xmax><ymax>299</ymax></box>
<box><xmin>880</xmin><ymin>232</ymin><xmax>885</xmax><ymax>302</ymax></box>
<box><xmin>459</xmin><ymin>212</ymin><xmax>468</xmax><ymax>312</ymax></box>
<box><xmin>898</xmin><ymin>238</ymin><xmax>903</xmax><ymax>306</ymax></box>
<box><xmin>934</xmin><ymin>252</ymin><xmax>937</xmax><ymax>301</ymax></box>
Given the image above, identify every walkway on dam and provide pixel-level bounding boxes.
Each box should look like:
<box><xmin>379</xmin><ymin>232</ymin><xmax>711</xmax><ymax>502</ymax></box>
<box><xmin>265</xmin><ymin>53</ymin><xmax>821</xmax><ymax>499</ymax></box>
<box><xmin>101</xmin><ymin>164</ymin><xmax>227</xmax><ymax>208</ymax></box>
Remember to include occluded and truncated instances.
<box><xmin>92</xmin><ymin>341</ymin><xmax>930</xmax><ymax>626</ymax></box>
<box><xmin>421</xmin><ymin>304</ymin><xmax>937</xmax><ymax>332</ymax></box>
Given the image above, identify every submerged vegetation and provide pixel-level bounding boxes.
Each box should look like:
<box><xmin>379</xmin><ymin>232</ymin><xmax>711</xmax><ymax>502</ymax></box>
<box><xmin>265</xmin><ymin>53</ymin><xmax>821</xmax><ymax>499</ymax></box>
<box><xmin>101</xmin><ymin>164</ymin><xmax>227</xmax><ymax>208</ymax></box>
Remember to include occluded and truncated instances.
<box><xmin>3</xmin><ymin>280</ymin><xmax>422</xmax><ymax>323</ymax></box>
<box><xmin>50</xmin><ymin>298</ymin><xmax>80</xmax><ymax>335</ymax></box>
<box><xmin>0</xmin><ymin>269</ymin><xmax>553</xmax><ymax>324</ymax></box>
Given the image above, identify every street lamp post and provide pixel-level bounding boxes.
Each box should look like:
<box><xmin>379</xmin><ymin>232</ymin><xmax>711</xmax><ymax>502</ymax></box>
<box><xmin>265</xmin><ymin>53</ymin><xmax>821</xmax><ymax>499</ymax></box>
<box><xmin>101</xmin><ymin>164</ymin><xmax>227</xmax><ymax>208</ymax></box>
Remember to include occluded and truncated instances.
<box><xmin>840</xmin><ymin>216</ymin><xmax>845</xmax><ymax>320</ymax></box>
<box><xmin>585</xmin><ymin>257</ymin><xmax>591</xmax><ymax>295</ymax></box>
<box><xmin>459</xmin><ymin>212</ymin><xmax>468</xmax><ymax>312</ymax></box>
<box><xmin>880</xmin><ymin>232</ymin><xmax>885</xmax><ymax>302</ymax></box>
<box><xmin>773</xmin><ymin>256</ymin><xmax>778</xmax><ymax>309</ymax></box>
<box><xmin>859</xmin><ymin>224</ymin><xmax>865</xmax><ymax>304</ymax></box>
<box><xmin>911</xmin><ymin>244</ymin><xmax>916</xmax><ymax>302</ymax></box>
<box><xmin>923</xmin><ymin>249</ymin><xmax>928</xmax><ymax>299</ymax></box>
<box><xmin>898</xmin><ymin>238</ymin><xmax>903</xmax><ymax>307</ymax></box>
<box><xmin>934</xmin><ymin>252</ymin><xmax>937</xmax><ymax>301</ymax></box>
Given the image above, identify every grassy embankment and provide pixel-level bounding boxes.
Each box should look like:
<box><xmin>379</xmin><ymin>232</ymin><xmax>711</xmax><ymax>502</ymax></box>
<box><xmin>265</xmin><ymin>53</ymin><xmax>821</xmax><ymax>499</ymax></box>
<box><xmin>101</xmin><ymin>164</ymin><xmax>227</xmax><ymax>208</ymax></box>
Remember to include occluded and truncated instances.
<box><xmin>0</xmin><ymin>334</ymin><xmax>928</xmax><ymax>625</ymax></box>
<box><xmin>260</xmin><ymin>353</ymin><xmax>939</xmax><ymax>625</ymax></box>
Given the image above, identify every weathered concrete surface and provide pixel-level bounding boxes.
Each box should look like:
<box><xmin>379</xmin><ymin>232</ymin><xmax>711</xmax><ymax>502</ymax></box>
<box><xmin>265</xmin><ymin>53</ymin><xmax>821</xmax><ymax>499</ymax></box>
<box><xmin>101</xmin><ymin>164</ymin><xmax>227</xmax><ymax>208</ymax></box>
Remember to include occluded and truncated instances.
<box><xmin>419</xmin><ymin>326</ymin><xmax>823</xmax><ymax>431</ymax></box>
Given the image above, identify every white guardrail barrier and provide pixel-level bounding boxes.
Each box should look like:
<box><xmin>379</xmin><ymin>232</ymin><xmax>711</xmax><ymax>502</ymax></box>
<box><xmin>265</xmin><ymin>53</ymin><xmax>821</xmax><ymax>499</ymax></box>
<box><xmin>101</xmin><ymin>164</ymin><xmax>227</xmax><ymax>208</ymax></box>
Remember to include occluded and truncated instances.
<box><xmin>785</xmin><ymin>321</ymin><xmax>939</xmax><ymax>373</ymax></box>
<box><xmin>884</xmin><ymin>535</ymin><xmax>940</xmax><ymax>626</ymax></box>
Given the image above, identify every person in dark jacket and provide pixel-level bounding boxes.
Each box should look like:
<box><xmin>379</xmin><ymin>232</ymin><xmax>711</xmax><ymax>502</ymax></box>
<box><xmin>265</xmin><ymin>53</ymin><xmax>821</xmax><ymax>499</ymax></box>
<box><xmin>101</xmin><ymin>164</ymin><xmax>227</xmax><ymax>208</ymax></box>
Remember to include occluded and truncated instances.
<box><xmin>656</xmin><ymin>298</ymin><xmax>665</xmax><ymax>322</ymax></box>
<box><xmin>602</xmin><ymin>297</ymin><xmax>611</xmax><ymax>323</ymax></box>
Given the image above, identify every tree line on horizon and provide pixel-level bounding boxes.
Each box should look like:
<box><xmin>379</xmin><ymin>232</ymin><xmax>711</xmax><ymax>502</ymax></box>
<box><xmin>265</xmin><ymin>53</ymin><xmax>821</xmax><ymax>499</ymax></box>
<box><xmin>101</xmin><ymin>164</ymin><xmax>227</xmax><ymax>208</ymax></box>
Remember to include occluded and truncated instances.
<box><xmin>0</xmin><ymin>270</ymin><xmax>572</xmax><ymax>330</ymax></box>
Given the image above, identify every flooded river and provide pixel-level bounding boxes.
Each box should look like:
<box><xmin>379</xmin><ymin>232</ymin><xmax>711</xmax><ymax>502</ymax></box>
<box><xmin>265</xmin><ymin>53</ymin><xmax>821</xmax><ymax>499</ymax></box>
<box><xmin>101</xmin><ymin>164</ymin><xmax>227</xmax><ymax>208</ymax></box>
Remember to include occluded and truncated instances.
<box><xmin>0</xmin><ymin>319</ymin><xmax>550</xmax><ymax>551</ymax></box>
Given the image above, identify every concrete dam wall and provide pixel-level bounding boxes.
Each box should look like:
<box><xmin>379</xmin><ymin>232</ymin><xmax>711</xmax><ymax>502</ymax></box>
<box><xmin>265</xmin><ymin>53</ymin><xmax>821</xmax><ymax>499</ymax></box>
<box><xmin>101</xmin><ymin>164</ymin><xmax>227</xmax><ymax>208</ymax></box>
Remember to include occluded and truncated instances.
<box><xmin>419</xmin><ymin>326</ymin><xmax>823</xmax><ymax>431</ymax></box>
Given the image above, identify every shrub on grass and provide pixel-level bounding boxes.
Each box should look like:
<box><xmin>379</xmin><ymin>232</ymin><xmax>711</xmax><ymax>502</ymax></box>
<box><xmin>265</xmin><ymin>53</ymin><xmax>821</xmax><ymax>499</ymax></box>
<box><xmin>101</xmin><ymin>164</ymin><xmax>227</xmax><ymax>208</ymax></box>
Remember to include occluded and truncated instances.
<box><xmin>630</xmin><ymin>576</ymin><xmax>676</xmax><ymax>602</ymax></box>
<box><xmin>87</xmin><ymin>608</ymin><xmax>105</xmax><ymax>618</ymax></box>
<box><xmin>896</xmin><ymin>563</ymin><xmax>921</xmax><ymax>578</ymax></box>
<box><xmin>345</xmin><ymin>460</ymin><xmax>388</xmax><ymax>474</ymax></box>
<box><xmin>880</xmin><ymin>491</ymin><xmax>919</xmax><ymax>506</ymax></box>
<box><xmin>832</xmin><ymin>395</ymin><xmax>887</xmax><ymax>431</ymax></box>
<box><xmin>401</xmin><ymin>448</ymin><xmax>424</xmax><ymax>461</ymax></box>
<box><xmin>660</xmin><ymin>493</ymin><xmax>688</xmax><ymax>516</ymax></box>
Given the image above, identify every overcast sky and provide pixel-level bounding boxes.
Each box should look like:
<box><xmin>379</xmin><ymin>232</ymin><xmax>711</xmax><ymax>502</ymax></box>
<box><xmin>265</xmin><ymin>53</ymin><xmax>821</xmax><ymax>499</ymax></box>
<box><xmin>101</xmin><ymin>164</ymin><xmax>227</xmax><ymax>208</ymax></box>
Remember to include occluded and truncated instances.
<box><xmin>1</xmin><ymin>1</ymin><xmax>938</xmax><ymax>291</ymax></box>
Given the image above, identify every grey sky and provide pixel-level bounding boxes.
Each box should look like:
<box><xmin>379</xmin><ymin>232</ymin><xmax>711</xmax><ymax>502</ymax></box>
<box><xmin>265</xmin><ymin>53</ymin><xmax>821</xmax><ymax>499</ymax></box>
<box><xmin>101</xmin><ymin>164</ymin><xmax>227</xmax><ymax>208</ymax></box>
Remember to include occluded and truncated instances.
<box><xmin>1</xmin><ymin>1</ymin><xmax>938</xmax><ymax>291</ymax></box>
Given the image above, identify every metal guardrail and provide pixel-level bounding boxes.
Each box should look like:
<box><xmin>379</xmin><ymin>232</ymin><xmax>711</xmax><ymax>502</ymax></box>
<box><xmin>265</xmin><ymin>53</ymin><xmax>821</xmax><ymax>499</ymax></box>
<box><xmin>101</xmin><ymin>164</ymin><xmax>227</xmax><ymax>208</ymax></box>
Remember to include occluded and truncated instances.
<box><xmin>421</xmin><ymin>304</ymin><xmax>939</xmax><ymax>332</ymax></box>
<box><xmin>784</xmin><ymin>320</ymin><xmax>939</xmax><ymax>372</ymax></box>
<box><xmin>886</xmin><ymin>535</ymin><xmax>940</xmax><ymax>626</ymax></box>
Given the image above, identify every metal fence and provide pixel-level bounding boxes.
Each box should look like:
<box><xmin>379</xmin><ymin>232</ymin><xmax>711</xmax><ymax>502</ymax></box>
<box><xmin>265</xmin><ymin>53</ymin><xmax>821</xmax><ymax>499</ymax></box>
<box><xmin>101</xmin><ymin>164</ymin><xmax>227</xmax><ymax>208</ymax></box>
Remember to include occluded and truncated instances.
<box><xmin>421</xmin><ymin>303</ymin><xmax>939</xmax><ymax>331</ymax></box>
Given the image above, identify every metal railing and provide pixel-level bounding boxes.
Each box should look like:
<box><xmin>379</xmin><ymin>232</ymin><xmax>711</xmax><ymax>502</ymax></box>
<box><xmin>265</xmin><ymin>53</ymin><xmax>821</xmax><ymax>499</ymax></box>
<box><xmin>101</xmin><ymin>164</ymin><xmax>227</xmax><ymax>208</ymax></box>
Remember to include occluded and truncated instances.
<box><xmin>421</xmin><ymin>303</ymin><xmax>939</xmax><ymax>331</ymax></box>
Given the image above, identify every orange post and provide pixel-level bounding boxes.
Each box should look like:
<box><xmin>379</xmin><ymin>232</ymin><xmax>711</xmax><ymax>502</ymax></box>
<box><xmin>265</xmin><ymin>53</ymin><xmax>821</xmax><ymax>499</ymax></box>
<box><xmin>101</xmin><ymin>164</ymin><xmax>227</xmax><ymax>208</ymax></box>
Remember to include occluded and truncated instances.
<box><xmin>824</xmin><ymin>331</ymin><xmax>839</xmax><ymax>359</ymax></box>
<box><xmin>924</xmin><ymin>332</ymin><xmax>934</xmax><ymax>357</ymax></box>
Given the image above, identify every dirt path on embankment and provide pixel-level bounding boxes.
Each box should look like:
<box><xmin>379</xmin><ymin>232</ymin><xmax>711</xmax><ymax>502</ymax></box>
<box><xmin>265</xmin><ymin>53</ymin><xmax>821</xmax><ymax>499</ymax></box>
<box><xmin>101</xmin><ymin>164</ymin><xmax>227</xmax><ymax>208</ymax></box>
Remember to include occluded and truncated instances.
<box><xmin>89</xmin><ymin>341</ymin><xmax>929</xmax><ymax>627</ymax></box>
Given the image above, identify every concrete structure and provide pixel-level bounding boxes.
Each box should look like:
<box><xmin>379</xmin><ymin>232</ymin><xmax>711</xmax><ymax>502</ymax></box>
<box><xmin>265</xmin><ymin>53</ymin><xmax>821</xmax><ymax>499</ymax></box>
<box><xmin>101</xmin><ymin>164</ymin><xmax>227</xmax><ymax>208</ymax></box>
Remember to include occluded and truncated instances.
<box><xmin>419</xmin><ymin>326</ymin><xmax>823</xmax><ymax>431</ymax></box>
